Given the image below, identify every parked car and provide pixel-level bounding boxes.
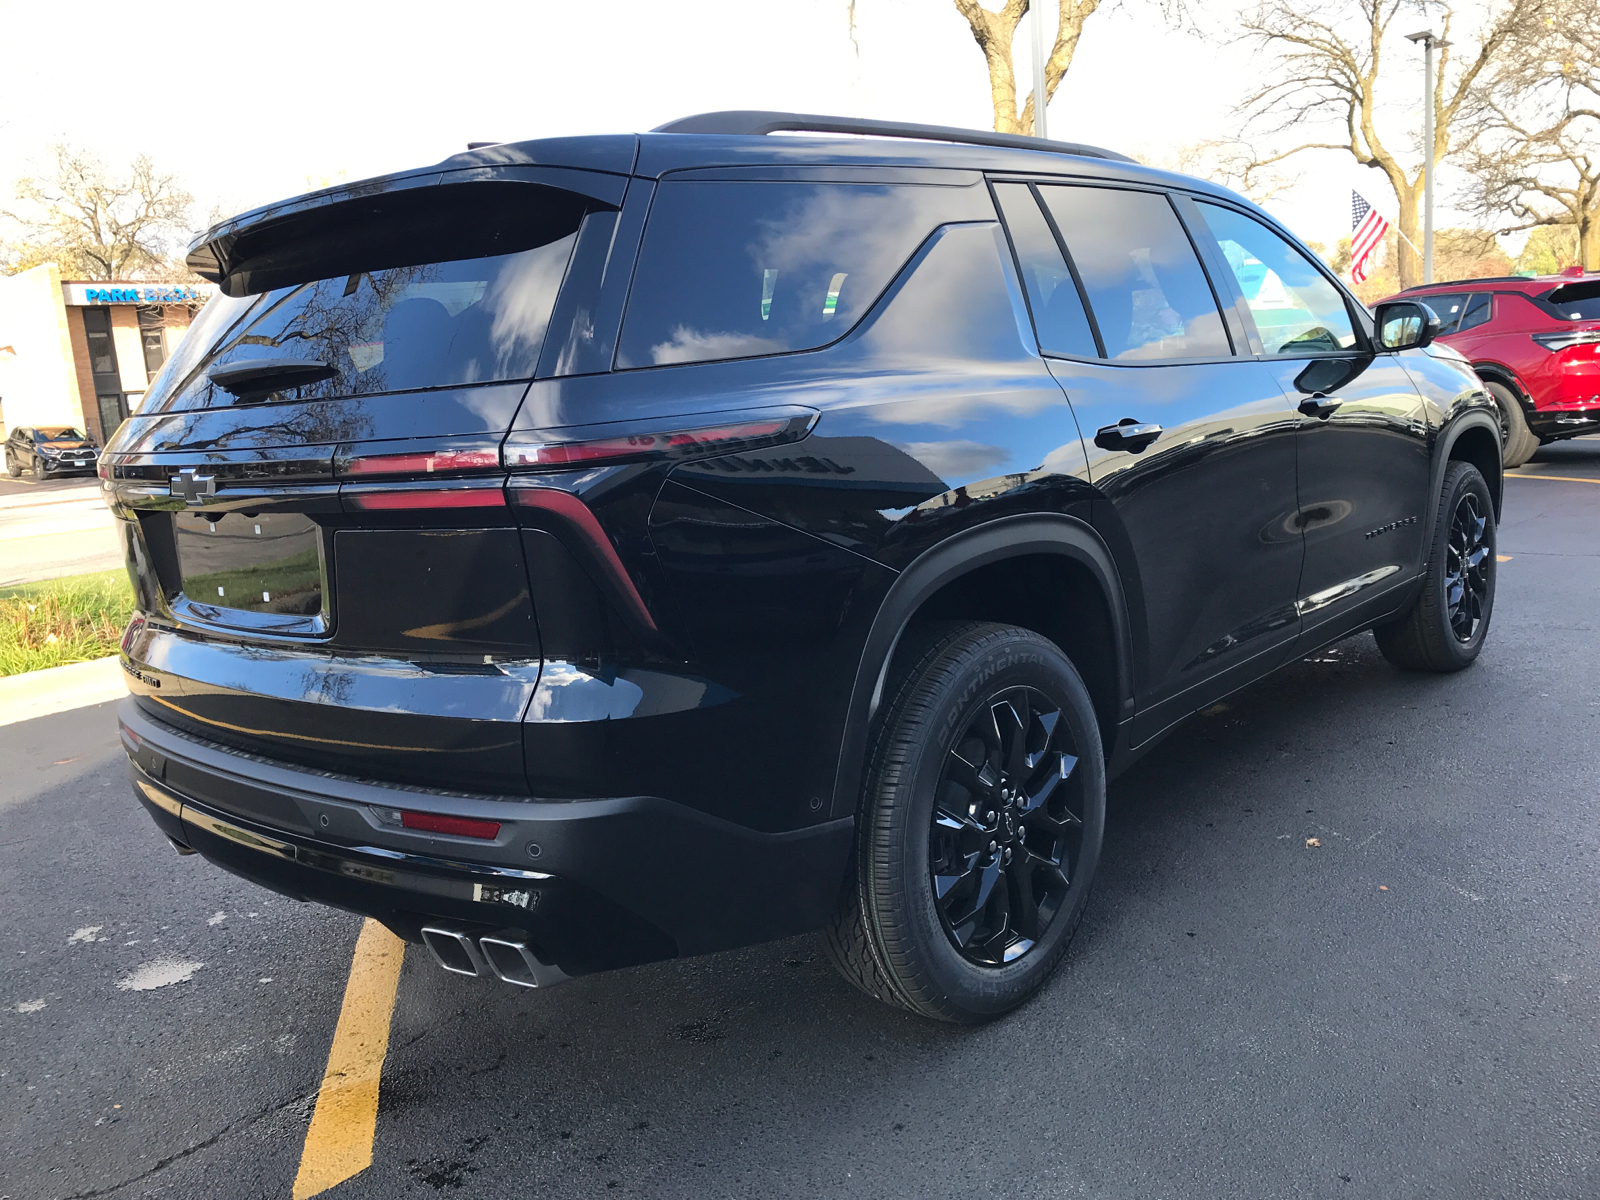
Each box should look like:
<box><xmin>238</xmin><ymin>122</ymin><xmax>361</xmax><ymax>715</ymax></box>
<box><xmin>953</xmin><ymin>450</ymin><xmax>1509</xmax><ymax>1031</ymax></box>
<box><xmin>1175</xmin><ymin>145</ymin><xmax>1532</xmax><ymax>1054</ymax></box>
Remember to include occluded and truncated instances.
<box><xmin>4</xmin><ymin>425</ymin><xmax>99</xmax><ymax>479</ymax></box>
<box><xmin>1383</xmin><ymin>267</ymin><xmax>1600</xmax><ymax>466</ymax></box>
<box><xmin>106</xmin><ymin>112</ymin><xmax>1502</xmax><ymax>1023</ymax></box>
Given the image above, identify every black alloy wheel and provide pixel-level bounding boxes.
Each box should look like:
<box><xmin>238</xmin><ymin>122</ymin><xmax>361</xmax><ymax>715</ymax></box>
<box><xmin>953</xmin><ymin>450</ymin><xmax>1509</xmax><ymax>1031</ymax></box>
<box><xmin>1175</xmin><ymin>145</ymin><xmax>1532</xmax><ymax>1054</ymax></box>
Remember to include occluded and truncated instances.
<box><xmin>932</xmin><ymin>686</ymin><xmax>1082</xmax><ymax>966</ymax></box>
<box><xmin>1445</xmin><ymin>490</ymin><xmax>1490</xmax><ymax>643</ymax></box>
<box><xmin>825</xmin><ymin>621</ymin><xmax>1106</xmax><ymax>1023</ymax></box>
<box><xmin>1375</xmin><ymin>460</ymin><xmax>1496</xmax><ymax>672</ymax></box>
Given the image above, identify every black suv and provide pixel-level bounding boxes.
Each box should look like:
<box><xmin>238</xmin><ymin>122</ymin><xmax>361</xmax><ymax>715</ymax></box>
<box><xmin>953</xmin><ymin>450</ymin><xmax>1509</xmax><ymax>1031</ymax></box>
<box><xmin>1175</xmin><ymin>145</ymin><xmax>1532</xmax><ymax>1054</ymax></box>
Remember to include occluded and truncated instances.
<box><xmin>108</xmin><ymin>113</ymin><xmax>1502</xmax><ymax>1022</ymax></box>
<box><xmin>6</xmin><ymin>425</ymin><xmax>99</xmax><ymax>478</ymax></box>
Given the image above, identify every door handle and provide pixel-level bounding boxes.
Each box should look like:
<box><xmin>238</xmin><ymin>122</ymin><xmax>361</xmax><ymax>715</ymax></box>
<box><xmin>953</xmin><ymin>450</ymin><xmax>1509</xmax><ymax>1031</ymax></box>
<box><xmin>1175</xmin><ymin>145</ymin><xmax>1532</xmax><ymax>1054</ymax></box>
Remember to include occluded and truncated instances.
<box><xmin>1093</xmin><ymin>419</ymin><xmax>1164</xmax><ymax>453</ymax></box>
<box><xmin>1298</xmin><ymin>395</ymin><xmax>1342</xmax><ymax>419</ymax></box>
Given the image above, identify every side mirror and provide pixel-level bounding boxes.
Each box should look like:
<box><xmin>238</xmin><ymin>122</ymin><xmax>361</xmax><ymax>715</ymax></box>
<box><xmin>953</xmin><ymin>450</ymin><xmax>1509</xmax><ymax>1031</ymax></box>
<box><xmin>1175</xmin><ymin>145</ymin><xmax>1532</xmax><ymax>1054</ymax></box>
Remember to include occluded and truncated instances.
<box><xmin>1372</xmin><ymin>300</ymin><xmax>1441</xmax><ymax>351</ymax></box>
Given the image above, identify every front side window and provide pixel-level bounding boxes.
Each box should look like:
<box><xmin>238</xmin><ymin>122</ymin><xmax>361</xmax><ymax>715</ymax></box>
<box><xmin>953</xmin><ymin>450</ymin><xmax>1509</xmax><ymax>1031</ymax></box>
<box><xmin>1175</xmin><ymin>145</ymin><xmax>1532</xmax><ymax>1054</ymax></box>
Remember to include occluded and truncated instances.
<box><xmin>1197</xmin><ymin>203</ymin><xmax>1358</xmax><ymax>355</ymax></box>
<box><xmin>1418</xmin><ymin>292</ymin><xmax>1469</xmax><ymax>334</ymax></box>
<box><xmin>616</xmin><ymin>181</ymin><xmax>958</xmax><ymax>369</ymax></box>
<box><xmin>1038</xmin><ymin>186</ymin><xmax>1232</xmax><ymax>361</ymax></box>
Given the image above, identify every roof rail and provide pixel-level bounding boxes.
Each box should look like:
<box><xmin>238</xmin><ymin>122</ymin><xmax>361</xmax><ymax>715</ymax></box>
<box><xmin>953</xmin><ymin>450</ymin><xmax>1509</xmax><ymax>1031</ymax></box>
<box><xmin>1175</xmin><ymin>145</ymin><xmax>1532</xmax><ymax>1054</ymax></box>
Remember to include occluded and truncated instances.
<box><xmin>651</xmin><ymin>110</ymin><xmax>1136</xmax><ymax>165</ymax></box>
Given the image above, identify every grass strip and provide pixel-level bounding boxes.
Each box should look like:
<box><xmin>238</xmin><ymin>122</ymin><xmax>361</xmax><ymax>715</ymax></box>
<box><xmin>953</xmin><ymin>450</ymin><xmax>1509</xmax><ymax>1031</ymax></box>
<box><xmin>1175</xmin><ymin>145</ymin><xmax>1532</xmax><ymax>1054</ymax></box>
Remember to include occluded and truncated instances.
<box><xmin>0</xmin><ymin>569</ymin><xmax>133</xmax><ymax>676</ymax></box>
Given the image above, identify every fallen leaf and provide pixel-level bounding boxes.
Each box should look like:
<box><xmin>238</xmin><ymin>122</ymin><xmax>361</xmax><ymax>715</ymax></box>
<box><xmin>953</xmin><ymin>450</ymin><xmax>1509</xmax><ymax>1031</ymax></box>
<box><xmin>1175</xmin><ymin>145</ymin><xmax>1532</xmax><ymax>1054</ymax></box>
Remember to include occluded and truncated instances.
<box><xmin>1378</xmin><ymin>885</ymin><xmax>1388</xmax><ymax>891</ymax></box>
<box><xmin>1305</xmin><ymin>837</ymin><xmax>1321</xmax><ymax>848</ymax></box>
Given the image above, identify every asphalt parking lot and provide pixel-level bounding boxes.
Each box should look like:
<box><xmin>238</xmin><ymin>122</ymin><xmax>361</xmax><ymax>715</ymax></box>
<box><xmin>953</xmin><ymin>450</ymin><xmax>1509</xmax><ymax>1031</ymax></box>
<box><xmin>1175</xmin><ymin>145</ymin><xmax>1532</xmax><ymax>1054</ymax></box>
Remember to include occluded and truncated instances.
<box><xmin>4</xmin><ymin>440</ymin><xmax>1598</xmax><ymax>1200</ymax></box>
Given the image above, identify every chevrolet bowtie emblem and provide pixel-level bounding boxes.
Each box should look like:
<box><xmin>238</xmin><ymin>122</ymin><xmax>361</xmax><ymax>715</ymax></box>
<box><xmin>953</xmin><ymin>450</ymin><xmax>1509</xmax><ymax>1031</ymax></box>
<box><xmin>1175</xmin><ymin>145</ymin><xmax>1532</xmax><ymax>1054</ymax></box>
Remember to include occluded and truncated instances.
<box><xmin>169</xmin><ymin>468</ymin><xmax>217</xmax><ymax>505</ymax></box>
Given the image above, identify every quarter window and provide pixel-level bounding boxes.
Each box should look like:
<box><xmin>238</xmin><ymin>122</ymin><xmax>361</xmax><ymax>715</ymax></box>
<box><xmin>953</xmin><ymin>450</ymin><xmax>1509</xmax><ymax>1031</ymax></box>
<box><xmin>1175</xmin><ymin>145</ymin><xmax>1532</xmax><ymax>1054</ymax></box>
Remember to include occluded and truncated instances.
<box><xmin>1196</xmin><ymin>203</ymin><xmax>1358</xmax><ymax>355</ymax></box>
<box><xmin>1038</xmin><ymin>186</ymin><xmax>1232</xmax><ymax>361</ymax></box>
<box><xmin>616</xmin><ymin>181</ymin><xmax>956</xmax><ymax>369</ymax></box>
<box><xmin>992</xmin><ymin>183</ymin><xmax>1099</xmax><ymax>358</ymax></box>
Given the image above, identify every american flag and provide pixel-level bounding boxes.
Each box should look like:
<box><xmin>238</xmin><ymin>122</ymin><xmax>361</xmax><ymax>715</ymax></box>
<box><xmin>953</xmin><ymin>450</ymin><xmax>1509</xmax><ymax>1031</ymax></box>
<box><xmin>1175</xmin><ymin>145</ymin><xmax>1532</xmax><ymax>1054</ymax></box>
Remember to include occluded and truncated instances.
<box><xmin>1350</xmin><ymin>191</ymin><xmax>1390</xmax><ymax>284</ymax></box>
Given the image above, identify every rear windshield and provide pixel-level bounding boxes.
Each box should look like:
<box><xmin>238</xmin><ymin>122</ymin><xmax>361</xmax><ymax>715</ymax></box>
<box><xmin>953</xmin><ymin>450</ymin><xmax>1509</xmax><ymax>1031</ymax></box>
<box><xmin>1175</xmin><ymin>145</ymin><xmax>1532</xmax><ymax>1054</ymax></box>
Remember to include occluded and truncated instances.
<box><xmin>144</xmin><ymin>231</ymin><xmax>581</xmax><ymax>412</ymax></box>
<box><xmin>1544</xmin><ymin>280</ymin><xmax>1600</xmax><ymax>320</ymax></box>
<box><xmin>616</xmin><ymin>181</ymin><xmax>955</xmax><ymax>369</ymax></box>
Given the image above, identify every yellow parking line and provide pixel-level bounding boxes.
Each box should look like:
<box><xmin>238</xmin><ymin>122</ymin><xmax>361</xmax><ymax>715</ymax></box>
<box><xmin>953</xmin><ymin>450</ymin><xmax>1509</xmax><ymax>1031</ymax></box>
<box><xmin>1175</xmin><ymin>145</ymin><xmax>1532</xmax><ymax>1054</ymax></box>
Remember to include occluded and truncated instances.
<box><xmin>1507</xmin><ymin>474</ymin><xmax>1600</xmax><ymax>484</ymax></box>
<box><xmin>292</xmin><ymin>919</ymin><xmax>405</xmax><ymax>1199</ymax></box>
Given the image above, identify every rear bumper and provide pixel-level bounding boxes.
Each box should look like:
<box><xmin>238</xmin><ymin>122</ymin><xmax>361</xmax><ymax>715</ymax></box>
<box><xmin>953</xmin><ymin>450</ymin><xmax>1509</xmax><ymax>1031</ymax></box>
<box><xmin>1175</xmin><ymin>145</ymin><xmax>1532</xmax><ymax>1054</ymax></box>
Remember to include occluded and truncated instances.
<box><xmin>119</xmin><ymin>698</ymin><xmax>852</xmax><ymax>977</ymax></box>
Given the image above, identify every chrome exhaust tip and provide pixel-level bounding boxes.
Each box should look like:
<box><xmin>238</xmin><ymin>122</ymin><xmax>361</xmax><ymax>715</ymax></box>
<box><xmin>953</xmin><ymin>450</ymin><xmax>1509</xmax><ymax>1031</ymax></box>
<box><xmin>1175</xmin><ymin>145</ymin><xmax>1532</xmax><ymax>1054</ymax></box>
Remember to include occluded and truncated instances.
<box><xmin>478</xmin><ymin>931</ymin><xmax>569</xmax><ymax>989</ymax></box>
<box><xmin>420</xmin><ymin>923</ymin><xmax>487</xmax><ymax>977</ymax></box>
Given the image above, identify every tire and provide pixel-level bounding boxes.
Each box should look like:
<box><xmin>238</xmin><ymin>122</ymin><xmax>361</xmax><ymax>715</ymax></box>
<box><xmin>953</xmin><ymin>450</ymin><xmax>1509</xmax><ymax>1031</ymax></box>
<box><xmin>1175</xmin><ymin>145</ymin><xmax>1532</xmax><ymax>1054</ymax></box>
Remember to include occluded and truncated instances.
<box><xmin>1374</xmin><ymin>461</ymin><xmax>1496</xmax><ymax>672</ymax></box>
<box><xmin>1486</xmin><ymin>381</ymin><xmax>1538</xmax><ymax>468</ymax></box>
<box><xmin>824</xmin><ymin>621</ymin><xmax>1106</xmax><ymax>1023</ymax></box>
<box><xmin>5</xmin><ymin>453</ymin><xmax>18</xmax><ymax>479</ymax></box>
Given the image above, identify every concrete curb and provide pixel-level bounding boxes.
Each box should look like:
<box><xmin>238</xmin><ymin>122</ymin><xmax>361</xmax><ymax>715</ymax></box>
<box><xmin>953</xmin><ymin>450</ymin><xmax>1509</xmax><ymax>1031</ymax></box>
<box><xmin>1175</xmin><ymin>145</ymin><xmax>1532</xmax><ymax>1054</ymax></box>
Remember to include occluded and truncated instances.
<box><xmin>0</xmin><ymin>655</ymin><xmax>127</xmax><ymax>727</ymax></box>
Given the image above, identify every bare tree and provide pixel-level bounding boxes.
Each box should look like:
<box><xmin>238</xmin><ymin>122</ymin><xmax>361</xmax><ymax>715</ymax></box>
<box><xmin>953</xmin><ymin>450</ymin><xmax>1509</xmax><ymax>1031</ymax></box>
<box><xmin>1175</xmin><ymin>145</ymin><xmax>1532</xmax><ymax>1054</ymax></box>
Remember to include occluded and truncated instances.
<box><xmin>1461</xmin><ymin>0</ymin><xmax>1600</xmax><ymax>267</ymax></box>
<box><xmin>954</xmin><ymin>0</ymin><xmax>1104</xmax><ymax>135</ymax></box>
<box><xmin>1</xmin><ymin>145</ymin><xmax>194</xmax><ymax>280</ymax></box>
<box><xmin>1235</xmin><ymin>1</ymin><xmax>1531</xmax><ymax>289</ymax></box>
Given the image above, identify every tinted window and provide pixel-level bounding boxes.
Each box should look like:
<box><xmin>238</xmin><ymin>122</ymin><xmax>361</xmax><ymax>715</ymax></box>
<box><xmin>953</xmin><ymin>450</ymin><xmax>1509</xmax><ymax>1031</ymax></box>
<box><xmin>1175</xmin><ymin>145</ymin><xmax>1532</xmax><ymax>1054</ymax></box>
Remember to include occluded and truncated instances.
<box><xmin>144</xmin><ymin>236</ymin><xmax>577</xmax><ymax>412</ymax></box>
<box><xmin>1418</xmin><ymin>292</ymin><xmax>1469</xmax><ymax>334</ymax></box>
<box><xmin>1197</xmin><ymin>203</ymin><xmax>1357</xmax><ymax>354</ymax></box>
<box><xmin>1038</xmin><ymin>186</ymin><xmax>1231</xmax><ymax>361</ymax></box>
<box><xmin>993</xmin><ymin>183</ymin><xmax>1099</xmax><ymax>358</ymax></box>
<box><xmin>1546</xmin><ymin>280</ymin><xmax>1600</xmax><ymax>320</ymax></box>
<box><xmin>1456</xmin><ymin>293</ymin><xmax>1492</xmax><ymax>332</ymax></box>
<box><xmin>617</xmin><ymin>182</ymin><xmax>952</xmax><ymax>368</ymax></box>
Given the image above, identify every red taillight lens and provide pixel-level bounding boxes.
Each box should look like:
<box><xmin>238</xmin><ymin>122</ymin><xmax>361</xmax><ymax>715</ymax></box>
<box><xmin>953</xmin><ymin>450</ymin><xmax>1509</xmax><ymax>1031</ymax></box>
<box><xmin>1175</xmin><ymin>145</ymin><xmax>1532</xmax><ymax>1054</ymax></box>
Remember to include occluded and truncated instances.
<box><xmin>343</xmin><ymin>449</ymin><xmax>501</xmax><ymax>476</ymax></box>
<box><xmin>346</xmin><ymin>488</ymin><xmax>506</xmax><ymax>511</ymax></box>
<box><xmin>504</xmin><ymin>410</ymin><xmax>817</xmax><ymax>472</ymax></box>
<box><xmin>400</xmin><ymin>810</ymin><xmax>502</xmax><ymax>839</ymax></box>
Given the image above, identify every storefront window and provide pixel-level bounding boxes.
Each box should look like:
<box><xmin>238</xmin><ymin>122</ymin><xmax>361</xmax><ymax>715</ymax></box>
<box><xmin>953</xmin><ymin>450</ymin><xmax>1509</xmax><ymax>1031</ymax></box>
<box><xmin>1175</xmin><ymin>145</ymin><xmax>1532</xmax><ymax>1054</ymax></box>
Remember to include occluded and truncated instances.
<box><xmin>84</xmin><ymin>308</ymin><xmax>117</xmax><ymax>376</ymax></box>
<box><xmin>137</xmin><ymin>306</ymin><xmax>167</xmax><ymax>381</ymax></box>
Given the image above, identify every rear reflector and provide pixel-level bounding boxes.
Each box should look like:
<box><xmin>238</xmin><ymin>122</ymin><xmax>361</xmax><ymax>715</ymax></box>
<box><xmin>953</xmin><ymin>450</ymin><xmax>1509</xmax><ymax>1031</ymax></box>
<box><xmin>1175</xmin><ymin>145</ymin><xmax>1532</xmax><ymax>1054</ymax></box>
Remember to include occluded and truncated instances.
<box><xmin>401</xmin><ymin>810</ymin><xmax>502</xmax><ymax>839</ymax></box>
<box><xmin>346</xmin><ymin>488</ymin><xmax>506</xmax><ymax>511</ymax></box>
<box><xmin>504</xmin><ymin>410</ymin><xmax>817</xmax><ymax>471</ymax></box>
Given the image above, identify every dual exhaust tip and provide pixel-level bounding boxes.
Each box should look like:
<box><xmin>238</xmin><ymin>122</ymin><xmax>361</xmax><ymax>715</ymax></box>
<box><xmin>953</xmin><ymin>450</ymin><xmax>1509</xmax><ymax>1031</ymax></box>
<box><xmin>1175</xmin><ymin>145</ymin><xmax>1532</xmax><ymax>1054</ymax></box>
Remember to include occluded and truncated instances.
<box><xmin>420</xmin><ymin>923</ymin><xmax>568</xmax><ymax>989</ymax></box>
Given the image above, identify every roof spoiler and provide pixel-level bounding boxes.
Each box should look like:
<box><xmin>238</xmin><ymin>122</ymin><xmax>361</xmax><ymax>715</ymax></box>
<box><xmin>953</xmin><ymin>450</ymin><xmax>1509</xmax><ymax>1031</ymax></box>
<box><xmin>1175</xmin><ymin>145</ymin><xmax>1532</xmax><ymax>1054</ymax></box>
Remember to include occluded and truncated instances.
<box><xmin>186</xmin><ymin>164</ymin><xmax>627</xmax><ymax>294</ymax></box>
<box><xmin>651</xmin><ymin>110</ymin><xmax>1136</xmax><ymax>165</ymax></box>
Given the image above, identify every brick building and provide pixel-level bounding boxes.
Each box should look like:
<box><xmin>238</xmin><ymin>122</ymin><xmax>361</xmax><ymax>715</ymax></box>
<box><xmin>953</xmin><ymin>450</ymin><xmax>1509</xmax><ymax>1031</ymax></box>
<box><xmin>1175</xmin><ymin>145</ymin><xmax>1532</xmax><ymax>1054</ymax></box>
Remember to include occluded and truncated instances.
<box><xmin>0</xmin><ymin>263</ymin><xmax>217</xmax><ymax>445</ymax></box>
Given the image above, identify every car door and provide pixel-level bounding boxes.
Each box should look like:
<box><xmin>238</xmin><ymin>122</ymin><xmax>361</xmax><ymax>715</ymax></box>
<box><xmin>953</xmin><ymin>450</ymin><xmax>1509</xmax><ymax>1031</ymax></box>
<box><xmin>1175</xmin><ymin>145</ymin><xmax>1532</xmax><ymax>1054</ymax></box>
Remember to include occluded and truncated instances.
<box><xmin>996</xmin><ymin>182</ymin><xmax>1306</xmax><ymax>742</ymax></box>
<box><xmin>1192</xmin><ymin>201</ymin><xmax>1436</xmax><ymax>645</ymax></box>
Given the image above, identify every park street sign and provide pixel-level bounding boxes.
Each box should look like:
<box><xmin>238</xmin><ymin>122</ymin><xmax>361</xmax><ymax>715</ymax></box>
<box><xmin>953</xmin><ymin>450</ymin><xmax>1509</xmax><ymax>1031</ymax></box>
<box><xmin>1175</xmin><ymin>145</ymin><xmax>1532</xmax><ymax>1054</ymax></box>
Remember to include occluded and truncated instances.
<box><xmin>62</xmin><ymin>282</ymin><xmax>218</xmax><ymax>306</ymax></box>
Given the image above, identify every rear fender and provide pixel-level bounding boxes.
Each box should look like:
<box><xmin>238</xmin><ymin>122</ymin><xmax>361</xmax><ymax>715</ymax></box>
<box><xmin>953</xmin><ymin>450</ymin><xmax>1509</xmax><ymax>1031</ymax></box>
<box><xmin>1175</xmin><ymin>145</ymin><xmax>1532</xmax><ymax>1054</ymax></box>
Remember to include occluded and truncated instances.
<box><xmin>831</xmin><ymin>513</ymin><xmax>1133</xmax><ymax>820</ymax></box>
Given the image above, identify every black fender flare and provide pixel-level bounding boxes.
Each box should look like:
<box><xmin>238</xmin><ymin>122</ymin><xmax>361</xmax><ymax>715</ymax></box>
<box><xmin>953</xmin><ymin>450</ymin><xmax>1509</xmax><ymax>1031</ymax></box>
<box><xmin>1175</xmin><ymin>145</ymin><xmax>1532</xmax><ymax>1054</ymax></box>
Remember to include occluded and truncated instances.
<box><xmin>828</xmin><ymin>512</ymin><xmax>1134</xmax><ymax>820</ymax></box>
<box><xmin>1470</xmin><ymin>361</ymin><xmax>1533</xmax><ymax>413</ymax></box>
<box><xmin>1432</xmin><ymin>409</ymin><xmax>1504</xmax><ymax>524</ymax></box>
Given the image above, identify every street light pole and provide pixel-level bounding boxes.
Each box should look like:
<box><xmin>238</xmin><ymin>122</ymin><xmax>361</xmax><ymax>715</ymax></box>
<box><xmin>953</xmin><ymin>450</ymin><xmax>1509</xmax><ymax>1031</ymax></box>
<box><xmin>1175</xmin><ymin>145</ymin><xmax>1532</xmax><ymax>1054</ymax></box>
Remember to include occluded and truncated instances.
<box><xmin>1406</xmin><ymin>30</ymin><xmax>1449</xmax><ymax>284</ymax></box>
<box><xmin>1032</xmin><ymin>0</ymin><xmax>1050</xmax><ymax>140</ymax></box>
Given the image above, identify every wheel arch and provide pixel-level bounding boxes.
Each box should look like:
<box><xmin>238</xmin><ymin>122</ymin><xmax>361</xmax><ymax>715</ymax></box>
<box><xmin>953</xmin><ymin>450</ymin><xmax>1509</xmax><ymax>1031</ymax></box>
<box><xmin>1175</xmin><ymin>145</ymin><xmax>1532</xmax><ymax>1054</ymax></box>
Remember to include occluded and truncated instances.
<box><xmin>829</xmin><ymin>513</ymin><xmax>1133</xmax><ymax>821</ymax></box>
<box><xmin>1470</xmin><ymin>361</ymin><xmax>1533</xmax><ymax>412</ymax></box>
<box><xmin>1436</xmin><ymin>411</ymin><xmax>1504</xmax><ymax>522</ymax></box>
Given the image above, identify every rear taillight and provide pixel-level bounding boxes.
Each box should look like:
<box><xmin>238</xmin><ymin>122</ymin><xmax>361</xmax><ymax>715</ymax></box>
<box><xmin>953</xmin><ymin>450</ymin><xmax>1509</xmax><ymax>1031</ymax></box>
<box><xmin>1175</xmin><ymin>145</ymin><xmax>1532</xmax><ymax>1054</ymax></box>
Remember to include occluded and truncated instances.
<box><xmin>503</xmin><ymin>410</ymin><xmax>817</xmax><ymax>472</ymax></box>
<box><xmin>344</xmin><ymin>449</ymin><xmax>501</xmax><ymax>476</ymax></box>
<box><xmin>1532</xmin><ymin>329</ymin><xmax>1600</xmax><ymax>352</ymax></box>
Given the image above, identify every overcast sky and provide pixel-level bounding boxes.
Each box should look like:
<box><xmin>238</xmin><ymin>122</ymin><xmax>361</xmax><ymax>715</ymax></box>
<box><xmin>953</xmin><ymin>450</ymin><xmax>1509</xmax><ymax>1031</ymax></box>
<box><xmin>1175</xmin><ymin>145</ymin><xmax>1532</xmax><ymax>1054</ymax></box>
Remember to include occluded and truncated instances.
<box><xmin>0</xmin><ymin>0</ymin><xmax>1490</xmax><ymax>257</ymax></box>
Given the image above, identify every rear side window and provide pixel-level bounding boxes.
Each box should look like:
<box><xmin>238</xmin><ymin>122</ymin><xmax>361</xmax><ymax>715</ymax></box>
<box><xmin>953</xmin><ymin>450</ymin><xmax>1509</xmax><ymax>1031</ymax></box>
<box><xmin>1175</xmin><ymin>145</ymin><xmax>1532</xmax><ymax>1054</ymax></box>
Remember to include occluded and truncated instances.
<box><xmin>992</xmin><ymin>183</ymin><xmax>1099</xmax><ymax>358</ymax></box>
<box><xmin>1196</xmin><ymin>203</ymin><xmax>1357</xmax><ymax>354</ymax></box>
<box><xmin>1038</xmin><ymin>186</ymin><xmax>1231</xmax><ymax>361</ymax></box>
<box><xmin>616</xmin><ymin>181</ymin><xmax>956</xmax><ymax>369</ymax></box>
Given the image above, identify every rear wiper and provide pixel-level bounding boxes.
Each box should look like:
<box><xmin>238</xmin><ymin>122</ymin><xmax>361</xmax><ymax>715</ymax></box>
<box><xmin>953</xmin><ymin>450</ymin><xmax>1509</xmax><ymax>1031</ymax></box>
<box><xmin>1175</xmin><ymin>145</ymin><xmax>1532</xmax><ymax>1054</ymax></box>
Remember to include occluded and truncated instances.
<box><xmin>207</xmin><ymin>358</ymin><xmax>337</xmax><ymax>397</ymax></box>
